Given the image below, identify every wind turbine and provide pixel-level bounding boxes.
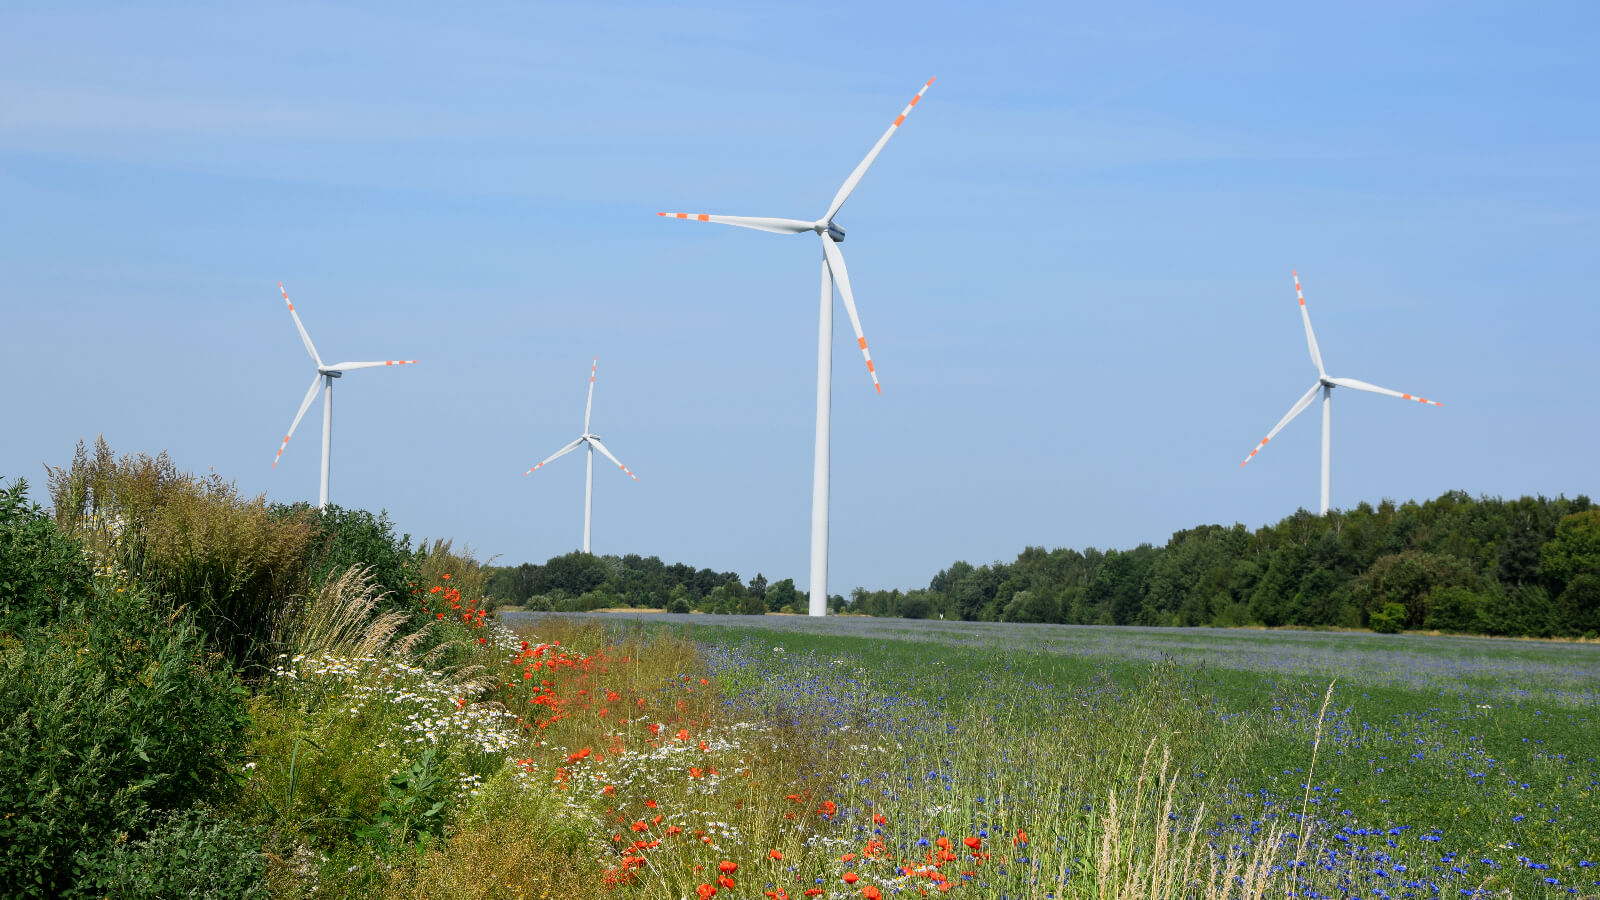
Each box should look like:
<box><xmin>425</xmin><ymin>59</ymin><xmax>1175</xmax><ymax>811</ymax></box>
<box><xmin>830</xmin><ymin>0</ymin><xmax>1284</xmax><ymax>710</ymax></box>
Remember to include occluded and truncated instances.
<box><xmin>658</xmin><ymin>77</ymin><xmax>935</xmax><ymax>616</ymax></box>
<box><xmin>1240</xmin><ymin>271</ymin><xmax>1442</xmax><ymax>515</ymax></box>
<box><xmin>524</xmin><ymin>357</ymin><xmax>639</xmax><ymax>554</ymax></box>
<box><xmin>271</xmin><ymin>282</ymin><xmax>417</xmax><ymax>508</ymax></box>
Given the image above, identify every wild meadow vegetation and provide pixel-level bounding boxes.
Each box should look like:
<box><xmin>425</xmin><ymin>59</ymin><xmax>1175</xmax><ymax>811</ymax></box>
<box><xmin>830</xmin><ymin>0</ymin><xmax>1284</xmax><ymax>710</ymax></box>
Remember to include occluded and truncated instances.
<box><xmin>3</xmin><ymin>439</ymin><xmax>1597</xmax><ymax>898</ymax></box>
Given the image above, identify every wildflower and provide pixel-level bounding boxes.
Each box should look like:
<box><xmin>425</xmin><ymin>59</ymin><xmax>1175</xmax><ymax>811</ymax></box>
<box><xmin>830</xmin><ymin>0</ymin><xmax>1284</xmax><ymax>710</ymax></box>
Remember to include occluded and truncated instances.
<box><xmin>862</xmin><ymin>888</ymin><xmax>881</xmax><ymax>900</ymax></box>
<box><xmin>719</xmin><ymin>861</ymin><xmax>739</xmax><ymax>875</ymax></box>
<box><xmin>718</xmin><ymin>876</ymin><xmax>737</xmax><ymax>889</ymax></box>
<box><xmin>843</xmin><ymin>873</ymin><xmax>859</xmax><ymax>885</ymax></box>
<box><xmin>441</xmin><ymin>573</ymin><xmax>450</xmax><ymax>580</ymax></box>
<box><xmin>1014</xmin><ymin>830</ymin><xmax>1028</xmax><ymax>846</ymax></box>
<box><xmin>676</xmin><ymin>728</ymin><xmax>691</xmax><ymax>741</ymax></box>
<box><xmin>770</xmin><ymin>849</ymin><xmax>784</xmax><ymax>860</ymax></box>
<box><xmin>697</xmin><ymin>885</ymin><xmax>717</xmax><ymax>900</ymax></box>
<box><xmin>873</xmin><ymin>813</ymin><xmax>888</xmax><ymax>826</ymax></box>
<box><xmin>805</xmin><ymin>890</ymin><xmax>824</xmax><ymax>898</ymax></box>
<box><xmin>690</xmin><ymin>767</ymin><xmax>704</xmax><ymax>778</ymax></box>
<box><xmin>963</xmin><ymin>836</ymin><xmax>981</xmax><ymax>850</ymax></box>
<box><xmin>818</xmin><ymin>800</ymin><xmax>837</xmax><ymax>818</ymax></box>
<box><xmin>646</xmin><ymin>799</ymin><xmax>657</xmax><ymax>808</ymax></box>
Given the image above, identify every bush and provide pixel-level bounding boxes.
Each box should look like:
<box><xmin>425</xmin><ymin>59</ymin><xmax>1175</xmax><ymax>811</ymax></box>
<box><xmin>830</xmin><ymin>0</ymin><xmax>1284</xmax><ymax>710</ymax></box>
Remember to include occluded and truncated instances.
<box><xmin>88</xmin><ymin>807</ymin><xmax>266</xmax><ymax>900</ymax></box>
<box><xmin>0</xmin><ymin>585</ymin><xmax>251</xmax><ymax>898</ymax></box>
<box><xmin>664</xmin><ymin>594</ymin><xmax>692</xmax><ymax>614</ymax></box>
<box><xmin>0</xmin><ymin>478</ymin><xmax>91</xmax><ymax>636</ymax></box>
<box><xmin>1369</xmin><ymin>601</ymin><xmax>1407</xmax><ymax>634</ymax></box>
<box><xmin>1423</xmin><ymin>585</ymin><xmax>1487</xmax><ymax>633</ymax></box>
<box><xmin>47</xmin><ymin>439</ymin><xmax>315</xmax><ymax>669</ymax></box>
<box><xmin>287</xmin><ymin>502</ymin><xmax>413</xmax><ymax>604</ymax></box>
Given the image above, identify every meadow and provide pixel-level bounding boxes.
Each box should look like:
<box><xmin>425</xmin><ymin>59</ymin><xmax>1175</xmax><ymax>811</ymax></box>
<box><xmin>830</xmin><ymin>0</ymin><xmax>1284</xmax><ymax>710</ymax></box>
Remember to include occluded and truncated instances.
<box><xmin>5</xmin><ymin>446</ymin><xmax>1598</xmax><ymax>898</ymax></box>
<box><xmin>496</xmin><ymin>611</ymin><xmax>1600</xmax><ymax>899</ymax></box>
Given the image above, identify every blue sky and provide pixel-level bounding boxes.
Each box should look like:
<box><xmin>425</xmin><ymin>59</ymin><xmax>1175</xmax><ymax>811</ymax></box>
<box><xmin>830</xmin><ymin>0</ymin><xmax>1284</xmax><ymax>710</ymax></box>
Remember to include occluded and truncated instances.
<box><xmin>3</xmin><ymin>1</ymin><xmax>1595</xmax><ymax>595</ymax></box>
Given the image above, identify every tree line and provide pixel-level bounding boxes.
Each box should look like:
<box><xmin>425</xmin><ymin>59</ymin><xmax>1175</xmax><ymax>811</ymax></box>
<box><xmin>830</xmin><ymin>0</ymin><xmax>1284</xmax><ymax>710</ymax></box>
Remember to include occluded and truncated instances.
<box><xmin>850</xmin><ymin>491</ymin><xmax>1600</xmax><ymax>636</ymax></box>
<box><xmin>488</xmin><ymin>490</ymin><xmax>1600</xmax><ymax>637</ymax></box>
<box><xmin>485</xmin><ymin>551</ymin><xmax>838</xmax><ymax>615</ymax></box>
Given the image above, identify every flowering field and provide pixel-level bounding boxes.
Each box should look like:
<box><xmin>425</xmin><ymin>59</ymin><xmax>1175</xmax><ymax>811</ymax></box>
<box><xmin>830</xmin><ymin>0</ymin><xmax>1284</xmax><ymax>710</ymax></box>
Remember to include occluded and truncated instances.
<box><xmin>482</xmin><ymin>612</ymin><xmax>1599</xmax><ymax>900</ymax></box>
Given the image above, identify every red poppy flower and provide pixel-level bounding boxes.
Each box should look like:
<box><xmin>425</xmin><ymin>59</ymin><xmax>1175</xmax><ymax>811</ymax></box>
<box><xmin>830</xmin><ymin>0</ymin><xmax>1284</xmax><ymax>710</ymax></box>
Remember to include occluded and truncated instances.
<box><xmin>842</xmin><ymin>872</ymin><xmax>859</xmax><ymax>885</ymax></box>
<box><xmin>717</xmin><ymin>876</ymin><xmax>736</xmax><ymax>889</ymax></box>
<box><xmin>697</xmin><ymin>885</ymin><xmax>717</xmax><ymax>900</ymax></box>
<box><xmin>719</xmin><ymin>861</ymin><xmax>738</xmax><ymax>875</ymax></box>
<box><xmin>861</xmin><ymin>888</ymin><xmax>881</xmax><ymax>900</ymax></box>
<box><xmin>1014</xmin><ymin>830</ymin><xmax>1028</xmax><ymax>846</ymax></box>
<box><xmin>963</xmin><ymin>836</ymin><xmax>981</xmax><ymax>850</ymax></box>
<box><xmin>769</xmin><ymin>849</ymin><xmax>784</xmax><ymax>860</ymax></box>
<box><xmin>804</xmin><ymin>890</ymin><xmax>824</xmax><ymax>898</ymax></box>
<box><xmin>689</xmin><ymin>767</ymin><xmax>703</xmax><ymax>778</ymax></box>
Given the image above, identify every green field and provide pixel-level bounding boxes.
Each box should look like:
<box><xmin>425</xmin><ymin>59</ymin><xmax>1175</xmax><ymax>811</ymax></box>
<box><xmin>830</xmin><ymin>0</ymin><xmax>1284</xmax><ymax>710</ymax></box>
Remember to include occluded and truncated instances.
<box><xmin>502</xmin><ymin>612</ymin><xmax>1600</xmax><ymax>899</ymax></box>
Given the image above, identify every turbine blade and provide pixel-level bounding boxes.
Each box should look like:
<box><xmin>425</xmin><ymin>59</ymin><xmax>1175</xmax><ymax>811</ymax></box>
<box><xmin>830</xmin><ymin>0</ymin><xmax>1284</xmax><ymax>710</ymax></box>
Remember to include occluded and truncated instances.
<box><xmin>279</xmin><ymin>282</ymin><xmax>323</xmax><ymax>367</ymax></box>
<box><xmin>1240</xmin><ymin>382</ymin><xmax>1323</xmax><ymax>466</ymax></box>
<box><xmin>820</xmin><ymin>234</ymin><xmax>880</xmax><ymax>394</ymax></box>
<box><xmin>589</xmin><ymin>437</ymin><xmax>639</xmax><ymax>482</ymax></box>
<box><xmin>584</xmin><ymin>356</ymin><xmax>597</xmax><ymax>433</ymax></box>
<box><xmin>323</xmin><ymin>360</ymin><xmax>419</xmax><ymax>371</ymax></box>
<box><xmin>272</xmin><ymin>374</ymin><xmax>324</xmax><ymax>469</ymax></box>
<box><xmin>1326</xmin><ymin>376</ymin><xmax>1442</xmax><ymax>406</ymax></box>
<box><xmin>821</xmin><ymin>77</ymin><xmax>935</xmax><ymax>224</ymax></box>
<box><xmin>524</xmin><ymin>437</ymin><xmax>584</xmax><ymax>476</ymax></box>
<box><xmin>655</xmin><ymin>213</ymin><xmax>813</xmax><ymax>234</ymax></box>
<box><xmin>1295</xmin><ymin>271</ymin><xmax>1326</xmax><ymax>377</ymax></box>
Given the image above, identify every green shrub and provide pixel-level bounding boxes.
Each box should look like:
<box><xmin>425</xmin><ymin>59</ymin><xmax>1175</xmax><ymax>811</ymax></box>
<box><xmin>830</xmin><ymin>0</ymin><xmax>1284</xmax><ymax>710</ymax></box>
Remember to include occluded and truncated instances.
<box><xmin>1422</xmin><ymin>585</ymin><xmax>1487</xmax><ymax>633</ymax></box>
<box><xmin>0</xmin><ymin>585</ymin><xmax>251</xmax><ymax>898</ymax></box>
<box><xmin>1369</xmin><ymin>601</ymin><xmax>1407</xmax><ymax>633</ymax></box>
<box><xmin>0</xmin><ymin>477</ymin><xmax>91</xmax><ymax>636</ymax></box>
<box><xmin>295</xmin><ymin>503</ymin><xmax>416</xmax><ymax>610</ymax></box>
<box><xmin>87</xmin><ymin>807</ymin><xmax>266</xmax><ymax>900</ymax></box>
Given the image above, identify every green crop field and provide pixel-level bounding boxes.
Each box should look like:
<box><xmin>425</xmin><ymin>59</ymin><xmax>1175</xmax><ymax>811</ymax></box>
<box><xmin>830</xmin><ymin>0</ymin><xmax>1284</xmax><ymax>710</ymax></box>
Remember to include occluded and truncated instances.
<box><xmin>503</xmin><ymin>612</ymin><xmax>1600</xmax><ymax>899</ymax></box>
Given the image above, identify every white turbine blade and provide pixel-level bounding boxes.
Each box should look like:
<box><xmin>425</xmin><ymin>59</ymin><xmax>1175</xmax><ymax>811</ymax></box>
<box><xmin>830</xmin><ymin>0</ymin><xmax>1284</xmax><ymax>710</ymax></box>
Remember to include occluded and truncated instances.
<box><xmin>524</xmin><ymin>437</ymin><xmax>584</xmax><ymax>476</ymax></box>
<box><xmin>1294</xmin><ymin>271</ymin><xmax>1326</xmax><ymax>377</ymax></box>
<box><xmin>323</xmin><ymin>359</ymin><xmax>419</xmax><ymax>372</ymax></box>
<box><xmin>1326</xmin><ymin>376</ymin><xmax>1442</xmax><ymax>406</ymax></box>
<box><xmin>279</xmin><ymin>282</ymin><xmax>323</xmax><ymax>367</ymax></box>
<box><xmin>1241</xmin><ymin>382</ymin><xmax>1323</xmax><ymax>466</ymax></box>
<box><xmin>820</xmin><ymin>77</ymin><xmax>935</xmax><ymax>225</ymax></box>
<box><xmin>584</xmin><ymin>356</ymin><xmax>597</xmax><ymax>433</ymax></box>
<box><xmin>819</xmin><ymin>234</ymin><xmax>880</xmax><ymax>394</ymax></box>
<box><xmin>272</xmin><ymin>374</ymin><xmax>323</xmax><ymax>469</ymax></box>
<box><xmin>588</xmin><ymin>437</ymin><xmax>639</xmax><ymax>482</ymax></box>
<box><xmin>655</xmin><ymin>213</ymin><xmax>813</xmax><ymax>234</ymax></box>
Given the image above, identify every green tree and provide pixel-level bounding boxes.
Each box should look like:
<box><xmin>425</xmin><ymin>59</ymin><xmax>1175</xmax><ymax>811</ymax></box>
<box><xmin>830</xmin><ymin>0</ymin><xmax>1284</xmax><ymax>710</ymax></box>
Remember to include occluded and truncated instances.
<box><xmin>766</xmin><ymin>578</ymin><xmax>800</xmax><ymax>613</ymax></box>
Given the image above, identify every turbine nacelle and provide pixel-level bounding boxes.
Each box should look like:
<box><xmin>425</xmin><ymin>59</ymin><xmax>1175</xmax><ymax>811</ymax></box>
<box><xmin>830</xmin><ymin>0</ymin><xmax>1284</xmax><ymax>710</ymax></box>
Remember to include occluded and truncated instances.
<box><xmin>317</xmin><ymin>368</ymin><xmax>344</xmax><ymax>378</ymax></box>
<box><xmin>817</xmin><ymin>221</ymin><xmax>846</xmax><ymax>242</ymax></box>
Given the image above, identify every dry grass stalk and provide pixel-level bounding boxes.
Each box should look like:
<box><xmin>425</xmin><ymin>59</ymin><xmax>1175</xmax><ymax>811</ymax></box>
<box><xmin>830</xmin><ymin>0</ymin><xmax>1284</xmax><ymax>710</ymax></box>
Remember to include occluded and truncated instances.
<box><xmin>281</xmin><ymin>565</ymin><xmax>407</xmax><ymax>658</ymax></box>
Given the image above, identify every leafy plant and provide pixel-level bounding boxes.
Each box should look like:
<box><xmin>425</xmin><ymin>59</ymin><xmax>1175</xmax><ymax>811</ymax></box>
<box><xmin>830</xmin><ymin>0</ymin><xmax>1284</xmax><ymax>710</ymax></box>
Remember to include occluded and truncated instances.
<box><xmin>0</xmin><ymin>477</ymin><xmax>91</xmax><ymax>636</ymax></box>
<box><xmin>0</xmin><ymin>584</ymin><xmax>250</xmax><ymax>898</ymax></box>
<box><xmin>87</xmin><ymin>807</ymin><xmax>266</xmax><ymax>900</ymax></box>
<box><xmin>355</xmin><ymin>748</ymin><xmax>450</xmax><ymax>853</ymax></box>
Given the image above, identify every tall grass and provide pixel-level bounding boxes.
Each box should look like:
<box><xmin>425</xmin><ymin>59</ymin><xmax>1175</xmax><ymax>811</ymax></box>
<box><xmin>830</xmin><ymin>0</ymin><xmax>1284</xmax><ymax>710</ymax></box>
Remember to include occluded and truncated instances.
<box><xmin>47</xmin><ymin>437</ymin><xmax>315</xmax><ymax>669</ymax></box>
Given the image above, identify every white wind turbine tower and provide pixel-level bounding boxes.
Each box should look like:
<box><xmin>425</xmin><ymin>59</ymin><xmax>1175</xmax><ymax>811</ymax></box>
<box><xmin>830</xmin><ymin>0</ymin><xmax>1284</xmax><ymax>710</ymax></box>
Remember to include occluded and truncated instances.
<box><xmin>659</xmin><ymin>77</ymin><xmax>935</xmax><ymax>617</ymax></box>
<box><xmin>1240</xmin><ymin>271</ymin><xmax>1442</xmax><ymax>515</ymax></box>
<box><xmin>271</xmin><ymin>282</ymin><xmax>417</xmax><ymax>508</ymax></box>
<box><xmin>524</xmin><ymin>357</ymin><xmax>639</xmax><ymax>554</ymax></box>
